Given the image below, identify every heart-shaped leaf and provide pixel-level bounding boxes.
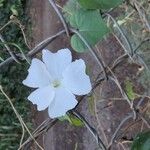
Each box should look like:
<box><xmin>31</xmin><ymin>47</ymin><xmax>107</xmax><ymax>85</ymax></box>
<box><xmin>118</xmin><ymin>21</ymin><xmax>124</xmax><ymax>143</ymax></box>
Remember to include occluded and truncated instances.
<box><xmin>63</xmin><ymin>0</ymin><xmax>109</xmax><ymax>52</ymax></box>
<box><xmin>71</xmin><ymin>10</ymin><xmax>109</xmax><ymax>52</ymax></box>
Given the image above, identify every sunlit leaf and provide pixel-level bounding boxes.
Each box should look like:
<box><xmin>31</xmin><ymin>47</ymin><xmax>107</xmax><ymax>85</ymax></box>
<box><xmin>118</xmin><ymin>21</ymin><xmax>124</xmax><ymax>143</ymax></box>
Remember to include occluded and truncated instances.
<box><xmin>59</xmin><ymin>114</ymin><xmax>84</xmax><ymax>127</ymax></box>
<box><xmin>69</xmin><ymin>114</ymin><xmax>84</xmax><ymax>126</ymax></box>
<box><xmin>125</xmin><ymin>80</ymin><xmax>136</xmax><ymax>101</ymax></box>
<box><xmin>10</xmin><ymin>5</ymin><xmax>18</xmax><ymax>16</ymax></box>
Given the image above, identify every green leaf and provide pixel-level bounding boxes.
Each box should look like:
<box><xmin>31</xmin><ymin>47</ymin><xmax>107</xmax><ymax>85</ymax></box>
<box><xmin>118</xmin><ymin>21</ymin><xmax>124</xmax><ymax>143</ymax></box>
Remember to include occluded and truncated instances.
<box><xmin>99</xmin><ymin>0</ymin><xmax>123</xmax><ymax>9</ymax></box>
<box><xmin>63</xmin><ymin>0</ymin><xmax>81</xmax><ymax>26</ymax></box>
<box><xmin>59</xmin><ymin>114</ymin><xmax>84</xmax><ymax>127</ymax></box>
<box><xmin>58</xmin><ymin>115</ymin><xmax>71</xmax><ymax>122</ymax></box>
<box><xmin>63</xmin><ymin>0</ymin><xmax>109</xmax><ymax>52</ymax></box>
<box><xmin>10</xmin><ymin>5</ymin><xmax>19</xmax><ymax>16</ymax></box>
<box><xmin>125</xmin><ymin>80</ymin><xmax>136</xmax><ymax>101</ymax></box>
<box><xmin>70</xmin><ymin>10</ymin><xmax>109</xmax><ymax>52</ymax></box>
<box><xmin>77</xmin><ymin>0</ymin><xmax>123</xmax><ymax>10</ymax></box>
<box><xmin>0</xmin><ymin>0</ymin><xmax>4</xmax><ymax>7</ymax></box>
<box><xmin>77</xmin><ymin>0</ymin><xmax>101</xmax><ymax>9</ymax></box>
<box><xmin>69</xmin><ymin>114</ymin><xmax>84</xmax><ymax>126</ymax></box>
<box><xmin>131</xmin><ymin>131</ymin><xmax>150</xmax><ymax>150</ymax></box>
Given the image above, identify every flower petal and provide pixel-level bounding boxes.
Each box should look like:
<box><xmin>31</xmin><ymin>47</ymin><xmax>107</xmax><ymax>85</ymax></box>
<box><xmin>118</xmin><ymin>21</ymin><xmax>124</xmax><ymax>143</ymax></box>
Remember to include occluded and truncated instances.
<box><xmin>48</xmin><ymin>87</ymin><xmax>78</xmax><ymax>118</ymax></box>
<box><xmin>23</xmin><ymin>58</ymin><xmax>51</xmax><ymax>88</ymax></box>
<box><xmin>28</xmin><ymin>86</ymin><xmax>55</xmax><ymax>111</ymax></box>
<box><xmin>62</xmin><ymin>59</ymin><xmax>92</xmax><ymax>95</ymax></box>
<box><xmin>42</xmin><ymin>49</ymin><xmax>72</xmax><ymax>79</ymax></box>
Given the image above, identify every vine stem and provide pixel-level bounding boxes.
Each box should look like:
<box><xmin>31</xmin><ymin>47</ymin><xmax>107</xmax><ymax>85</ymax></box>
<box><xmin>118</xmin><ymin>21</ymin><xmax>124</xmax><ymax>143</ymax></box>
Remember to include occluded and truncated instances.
<box><xmin>106</xmin><ymin>13</ymin><xmax>134</xmax><ymax>56</ymax></box>
<box><xmin>108</xmin><ymin>69</ymin><xmax>137</xmax><ymax>120</ymax></box>
<box><xmin>18</xmin><ymin>119</ymin><xmax>58</xmax><ymax>149</ymax></box>
<box><xmin>48</xmin><ymin>0</ymin><xmax>69</xmax><ymax>36</ymax></box>
<box><xmin>0</xmin><ymin>85</ymin><xmax>44</xmax><ymax>150</ymax></box>
<box><xmin>0</xmin><ymin>20</ymin><xmax>12</xmax><ymax>32</ymax></box>
<box><xmin>0</xmin><ymin>30</ymin><xmax>66</xmax><ymax>69</ymax></box>
<box><xmin>71</xmin><ymin>110</ymin><xmax>107</xmax><ymax>150</ymax></box>
<box><xmin>107</xmin><ymin>113</ymin><xmax>133</xmax><ymax>149</ymax></box>
<box><xmin>0</xmin><ymin>34</ymin><xmax>20</xmax><ymax>63</ymax></box>
<box><xmin>70</xmin><ymin>28</ymin><xmax>108</xmax><ymax>80</ymax></box>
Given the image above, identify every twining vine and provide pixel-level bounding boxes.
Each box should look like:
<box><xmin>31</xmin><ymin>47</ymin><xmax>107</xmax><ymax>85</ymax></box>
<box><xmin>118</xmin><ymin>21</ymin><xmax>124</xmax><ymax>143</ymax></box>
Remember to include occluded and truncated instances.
<box><xmin>0</xmin><ymin>0</ymin><xmax>150</xmax><ymax>150</ymax></box>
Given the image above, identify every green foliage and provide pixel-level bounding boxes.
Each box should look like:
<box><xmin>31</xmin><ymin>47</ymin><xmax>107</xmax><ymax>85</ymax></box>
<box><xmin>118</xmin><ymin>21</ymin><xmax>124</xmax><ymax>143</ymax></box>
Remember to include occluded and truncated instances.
<box><xmin>0</xmin><ymin>0</ymin><xmax>32</xmax><ymax>149</ymax></box>
<box><xmin>117</xmin><ymin>0</ymin><xmax>150</xmax><ymax>96</ymax></box>
<box><xmin>64</xmin><ymin>0</ymin><xmax>123</xmax><ymax>52</ymax></box>
<box><xmin>64</xmin><ymin>0</ymin><xmax>109</xmax><ymax>52</ymax></box>
<box><xmin>0</xmin><ymin>0</ymin><xmax>29</xmax><ymax>59</ymax></box>
<box><xmin>0</xmin><ymin>64</ymin><xmax>32</xmax><ymax>150</ymax></box>
<box><xmin>0</xmin><ymin>0</ymin><xmax>4</xmax><ymax>7</ymax></box>
<box><xmin>63</xmin><ymin>0</ymin><xmax>80</xmax><ymax>24</ymax></box>
<box><xmin>59</xmin><ymin>114</ymin><xmax>84</xmax><ymax>127</ymax></box>
<box><xmin>77</xmin><ymin>0</ymin><xmax>123</xmax><ymax>10</ymax></box>
<box><xmin>125</xmin><ymin>80</ymin><xmax>136</xmax><ymax>101</ymax></box>
<box><xmin>71</xmin><ymin>10</ymin><xmax>109</xmax><ymax>52</ymax></box>
<box><xmin>131</xmin><ymin>131</ymin><xmax>150</xmax><ymax>150</ymax></box>
<box><xmin>10</xmin><ymin>5</ymin><xmax>19</xmax><ymax>16</ymax></box>
<box><xmin>77</xmin><ymin>0</ymin><xmax>101</xmax><ymax>9</ymax></box>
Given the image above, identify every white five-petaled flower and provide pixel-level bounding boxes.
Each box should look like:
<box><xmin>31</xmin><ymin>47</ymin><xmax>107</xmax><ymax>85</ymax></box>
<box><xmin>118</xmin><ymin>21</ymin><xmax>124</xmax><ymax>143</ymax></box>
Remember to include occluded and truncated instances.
<box><xmin>23</xmin><ymin>49</ymin><xmax>92</xmax><ymax>118</ymax></box>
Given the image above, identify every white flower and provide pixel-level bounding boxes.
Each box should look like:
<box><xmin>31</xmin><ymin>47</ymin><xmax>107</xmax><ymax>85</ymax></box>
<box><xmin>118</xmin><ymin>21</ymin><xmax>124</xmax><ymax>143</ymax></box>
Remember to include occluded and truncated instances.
<box><xmin>23</xmin><ymin>48</ymin><xmax>92</xmax><ymax>118</ymax></box>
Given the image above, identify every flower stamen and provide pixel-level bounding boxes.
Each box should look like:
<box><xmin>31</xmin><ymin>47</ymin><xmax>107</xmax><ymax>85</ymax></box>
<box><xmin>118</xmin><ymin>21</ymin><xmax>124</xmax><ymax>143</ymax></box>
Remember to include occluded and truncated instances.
<box><xmin>52</xmin><ymin>80</ymin><xmax>61</xmax><ymax>88</ymax></box>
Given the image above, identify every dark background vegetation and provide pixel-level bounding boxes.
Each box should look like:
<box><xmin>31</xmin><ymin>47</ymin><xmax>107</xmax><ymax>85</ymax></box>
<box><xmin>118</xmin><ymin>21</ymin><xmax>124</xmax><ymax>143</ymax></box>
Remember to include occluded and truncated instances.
<box><xmin>0</xmin><ymin>0</ymin><xmax>32</xmax><ymax>149</ymax></box>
